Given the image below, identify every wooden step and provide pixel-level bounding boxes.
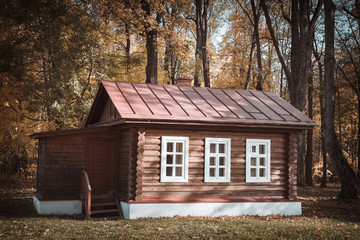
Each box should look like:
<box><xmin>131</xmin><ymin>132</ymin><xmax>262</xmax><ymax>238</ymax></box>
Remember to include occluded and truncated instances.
<box><xmin>91</xmin><ymin>209</ymin><xmax>120</xmax><ymax>215</ymax></box>
<box><xmin>92</xmin><ymin>194</ymin><xmax>114</xmax><ymax>200</ymax></box>
<box><xmin>92</xmin><ymin>202</ymin><xmax>118</xmax><ymax>207</ymax></box>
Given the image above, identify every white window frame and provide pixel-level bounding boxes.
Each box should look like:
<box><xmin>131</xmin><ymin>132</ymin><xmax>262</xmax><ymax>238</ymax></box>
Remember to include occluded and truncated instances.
<box><xmin>161</xmin><ymin>136</ymin><xmax>189</xmax><ymax>182</ymax></box>
<box><xmin>204</xmin><ymin>138</ymin><xmax>231</xmax><ymax>182</ymax></box>
<box><xmin>246</xmin><ymin>139</ymin><xmax>271</xmax><ymax>183</ymax></box>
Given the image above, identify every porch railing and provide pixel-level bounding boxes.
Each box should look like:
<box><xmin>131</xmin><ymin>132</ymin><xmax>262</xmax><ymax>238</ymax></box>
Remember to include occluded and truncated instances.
<box><xmin>80</xmin><ymin>170</ymin><xmax>92</xmax><ymax>218</ymax></box>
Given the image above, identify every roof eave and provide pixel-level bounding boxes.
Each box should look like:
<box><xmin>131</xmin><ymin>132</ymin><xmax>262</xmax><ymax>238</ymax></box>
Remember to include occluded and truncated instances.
<box><xmin>88</xmin><ymin>117</ymin><xmax>316</xmax><ymax>130</ymax></box>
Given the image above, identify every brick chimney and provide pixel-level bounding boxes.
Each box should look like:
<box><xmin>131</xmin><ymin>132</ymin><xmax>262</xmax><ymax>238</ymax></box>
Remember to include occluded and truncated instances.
<box><xmin>174</xmin><ymin>77</ymin><xmax>193</xmax><ymax>86</ymax></box>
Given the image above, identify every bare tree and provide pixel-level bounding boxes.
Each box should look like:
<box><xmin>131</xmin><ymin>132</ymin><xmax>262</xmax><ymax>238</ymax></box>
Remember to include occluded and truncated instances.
<box><xmin>260</xmin><ymin>0</ymin><xmax>323</xmax><ymax>186</ymax></box>
<box><xmin>324</xmin><ymin>0</ymin><xmax>358</xmax><ymax>198</ymax></box>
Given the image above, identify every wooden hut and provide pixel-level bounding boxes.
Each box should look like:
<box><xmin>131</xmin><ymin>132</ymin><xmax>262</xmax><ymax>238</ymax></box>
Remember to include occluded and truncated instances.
<box><xmin>31</xmin><ymin>80</ymin><xmax>316</xmax><ymax>219</ymax></box>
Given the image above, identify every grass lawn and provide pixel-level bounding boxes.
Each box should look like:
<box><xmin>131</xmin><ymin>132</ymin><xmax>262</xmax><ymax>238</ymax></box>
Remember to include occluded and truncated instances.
<box><xmin>1</xmin><ymin>177</ymin><xmax>360</xmax><ymax>239</ymax></box>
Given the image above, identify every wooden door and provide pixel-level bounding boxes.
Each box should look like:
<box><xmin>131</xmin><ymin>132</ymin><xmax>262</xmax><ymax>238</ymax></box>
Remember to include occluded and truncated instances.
<box><xmin>87</xmin><ymin>138</ymin><xmax>115</xmax><ymax>194</ymax></box>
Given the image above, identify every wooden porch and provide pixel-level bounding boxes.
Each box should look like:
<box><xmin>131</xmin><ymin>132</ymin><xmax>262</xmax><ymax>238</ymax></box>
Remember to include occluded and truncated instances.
<box><xmin>80</xmin><ymin>170</ymin><xmax>123</xmax><ymax>219</ymax></box>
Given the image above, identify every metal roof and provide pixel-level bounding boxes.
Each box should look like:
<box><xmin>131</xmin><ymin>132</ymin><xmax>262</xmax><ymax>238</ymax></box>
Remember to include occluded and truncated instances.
<box><xmin>85</xmin><ymin>80</ymin><xmax>316</xmax><ymax>129</ymax></box>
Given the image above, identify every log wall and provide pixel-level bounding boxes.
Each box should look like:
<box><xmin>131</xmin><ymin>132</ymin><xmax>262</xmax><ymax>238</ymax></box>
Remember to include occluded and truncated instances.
<box><xmin>117</xmin><ymin>128</ymin><xmax>137</xmax><ymax>201</ymax></box>
<box><xmin>37</xmin><ymin>134</ymin><xmax>87</xmax><ymax>199</ymax></box>
<box><xmin>135</xmin><ymin>128</ymin><xmax>297</xmax><ymax>202</ymax></box>
<box><xmin>37</xmin><ymin>130</ymin><xmax>120</xmax><ymax>200</ymax></box>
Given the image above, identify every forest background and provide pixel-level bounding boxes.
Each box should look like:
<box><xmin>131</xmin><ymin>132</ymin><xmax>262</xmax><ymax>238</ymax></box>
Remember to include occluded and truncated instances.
<box><xmin>0</xmin><ymin>0</ymin><xmax>359</xmax><ymax>198</ymax></box>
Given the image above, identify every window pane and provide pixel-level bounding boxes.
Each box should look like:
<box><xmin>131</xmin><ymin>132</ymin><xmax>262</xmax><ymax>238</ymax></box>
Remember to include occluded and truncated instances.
<box><xmin>259</xmin><ymin>168</ymin><xmax>265</xmax><ymax>177</ymax></box>
<box><xmin>210</xmin><ymin>157</ymin><xmax>216</xmax><ymax>166</ymax></box>
<box><xmin>219</xmin><ymin>144</ymin><xmax>225</xmax><ymax>153</ymax></box>
<box><xmin>251</xmin><ymin>168</ymin><xmax>256</xmax><ymax>177</ymax></box>
<box><xmin>176</xmin><ymin>155</ymin><xmax>183</xmax><ymax>164</ymax></box>
<box><xmin>252</xmin><ymin>145</ymin><xmax>256</xmax><ymax>153</ymax></box>
<box><xmin>166</xmin><ymin>155</ymin><xmax>173</xmax><ymax>164</ymax></box>
<box><xmin>219</xmin><ymin>168</ymin><xmax>225</xmax><ymax>177</ymax></box>
<box><xmin>259</xmin><ymin>145</ymin><xmax>265</xmax><ymax>154</ymax></box>
<box><xmin>210</xmin><ymin>143</ymin><xmax>216</xmax><ymax>153</ymax></box>
<box><xmin>219</xmin><ymin>157</ymin><xmax>225</xmax><ymax>166</ymax></box>
<box><xmin>176</xmin><ymin>142</ymin><xmax>183</xmax><ymax>153</ymax></box>
<box><xmin>166</xmin><ymin>167</ymin><xmax>173</xmax><ymax>176</ymax></box>
<box><xmin>251</xmin><ymin>157</ymin><xmax>257</xmax><ymax>166</ymax></box>
<box><xmin>260</xmin><ymin>157</ymin><xmax>265</xmax><ymax>166</ymax></box>
<box><xmin>210</xmin><ymin>168</ymin><xmax>215</xmax><ymax>177</ymax></box>
<box><xmin>175</xmin><ymin>167</ymin><xmax>182</xmax><ymax>176</ymax></box>
<box><xmin>167</xmin><ymin>142</ymin><xmax>173</xmax><ymax>152</ymax></box>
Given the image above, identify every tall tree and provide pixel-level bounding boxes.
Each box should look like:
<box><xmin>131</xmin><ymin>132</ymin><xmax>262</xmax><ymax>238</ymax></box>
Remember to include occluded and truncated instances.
<box><xmin>324</xmin><ymin>0</ymin><xmax>358</xmax><ymax>198</ymax></box>
<box><xmin>313</xmin><ymin>41</ymin><xmax>328</xmax><ymax>187</ymax></box>
<box><xmin>305</xmin><ymin>74</ymin><xmax>314</xmax><ymax>186</ymax></box>
<box><xmin>260</xmin><ymin>0</ymin><xmax>323</xmax><ymax>185</ymax></box>
<box><xmin>235</xmin><ymin>0</ymin><xmax>264</xmax><ymax>90</ymax></box>
<box><xmin>141</xmin><ymin>0</ymin><xmax>162</xmax><ymax>84</ymax></box>
<box><xmin>336</xmin><ymin>1</ymin><xmax>360</xmax><ymax>182</ymax></box>
<box><xmin>193</xmin><ymin>0</ymin><xmax>210</xmax><ymax>87</ymax></box>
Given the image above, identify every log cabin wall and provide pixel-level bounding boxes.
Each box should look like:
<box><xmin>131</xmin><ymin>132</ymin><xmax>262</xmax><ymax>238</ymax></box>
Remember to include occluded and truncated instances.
<box><xmin>135</xmin><ymin>127</ymin><xmax>297</xmax><ymax>202</ymax></box>
<box><xmin>117</xmin><ymin>128</ymin><xmax>138</xmax><ymax>201</ymax></box>
<box><xmin>37</xmin><ymin>134</ymin><xmax>87</xmax><ymax>199</ymax></box>
<box><xmin>36</xmin><ymin>130</ymin><xmax>119</xmax><ymax>200</ymax></box>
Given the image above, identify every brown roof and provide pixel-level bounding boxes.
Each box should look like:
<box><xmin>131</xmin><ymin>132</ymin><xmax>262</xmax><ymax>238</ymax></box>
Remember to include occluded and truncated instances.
<box><xmin>85</xmin><ymin>80</ymin><xmax>316</xmax><ymax>129</ymax></box>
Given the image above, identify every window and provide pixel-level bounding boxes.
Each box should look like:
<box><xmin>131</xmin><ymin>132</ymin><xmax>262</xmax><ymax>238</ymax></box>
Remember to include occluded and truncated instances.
<box><xmin>204</xmin><ymin>138</ymin><xmax>231</xmax><ymax>182</ymax></box>
<box><xmin>246</xmin><ymin>139</ymin><xmax>271</xmax><ymax>183</ymax></box>
<box><xmin>161</xmin><ymin>136</ymin><xmax>189</xmax><ymax>182</ymax></box>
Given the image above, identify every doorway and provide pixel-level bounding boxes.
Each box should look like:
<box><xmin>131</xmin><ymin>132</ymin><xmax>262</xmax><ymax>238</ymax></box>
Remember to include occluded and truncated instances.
<box><xmin>87</xmin><ymin>138</ymin><xmax>115</xmax><ymax>194</ymax></box>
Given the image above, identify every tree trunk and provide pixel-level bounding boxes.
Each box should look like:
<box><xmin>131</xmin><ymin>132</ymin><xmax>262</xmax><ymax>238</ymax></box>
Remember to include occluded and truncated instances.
<box><xmin>202</xmin><ymin>0</ymin><xmax>210</xmax><ymax>87</ymax></box>
<box><xmin>305</xmin><ymin>75</ymin><xmax>314</xmax><ymax>186</ymax></box>
<box><xmin>251</xmin><ymin>0</ymin><xmax>263</xmax><ymax>90</ymax></box>
<box><xmin>142</xmin><ymin>1</ymin><xmax>159</xmax><ymax>84</ymax></box>
<box><xmin>194</xmin><ymin>41</ymin><xmax>202</xmax><ymax>87</ymax></box>
<box><xmin>194</xmin><ymin>0</ymin><xmax>209</xmax><ymax>87</ymax></box>
<box><xmin>358</xmin><ymin>99</ymin><xmax>360</xmax><ymax>180</ymax></box>
<box><xmin>244</xmin><ymin>33</ymin><xmax>255</xmax><ymax>90</ymax></box>
<box><xmin>260</xmin><ymin>0</ymin><xmax>322</xmax><ymax>186</ymax></box>
<box><xmin>145</xmin><ymin>29</ymin><xmax>158</xmax><ymax>84</ymax></box>
<box><xmin>125</xmin><ymin>21</ymin><xmax>131</xmax><ymax>79</ymax></box>
<box><xmin>319</xmin><ymin>57</ymin><xmax>328</xmax><ymax>187</ymax></box>
<box><xmin>324</xmin><ymin>0</ymin><xmax>358</xmax><ymax>198</ymax></box>
<box><xmin>280</xmin><ymin>67</ymin><xmax>284</xmax><ymax>97</ymax></box>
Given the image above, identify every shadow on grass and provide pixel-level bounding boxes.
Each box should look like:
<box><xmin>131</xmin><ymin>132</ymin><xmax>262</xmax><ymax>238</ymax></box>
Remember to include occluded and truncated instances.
<box><xmin>1</xmin><ymin>177</ymin><xmax>359</xmax><ymax>223</ymax></box>
<box><xmin>298</xmin><ymin>184</ymin><xmax>360</xmax><ymax>223</ymax></box>
<box><xmin>0</xmin><ymin>176</ymin><xmax>85</xmax><ymax>220</ymax></box>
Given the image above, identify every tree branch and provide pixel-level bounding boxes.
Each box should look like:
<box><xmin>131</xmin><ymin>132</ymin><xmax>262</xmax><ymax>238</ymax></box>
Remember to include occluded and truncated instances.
<box><xmin>336</xmin><ymin>63</ymin><xmax>359</xmax><ymax>97</ymax></box>
<box><xmin>235</xmin><ymin>0</ymin><xmax>254</xmax><ymax>26</ymax></box>
<box><xmin>310</xmin><ymin>0</ymin><xmax>324</xmax><ymax>29</ymax></box>
<box><xmin>260</xmin><ymin>0</ymin><xmax>291</xmax><ymax>82</ymax></box>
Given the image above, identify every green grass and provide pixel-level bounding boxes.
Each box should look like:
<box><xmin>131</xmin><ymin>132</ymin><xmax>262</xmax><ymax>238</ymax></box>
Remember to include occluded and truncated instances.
<box><xmin>1</xmin><ymin>177</ymin><xmax>360</xmax><ymax>239</ymax></box>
